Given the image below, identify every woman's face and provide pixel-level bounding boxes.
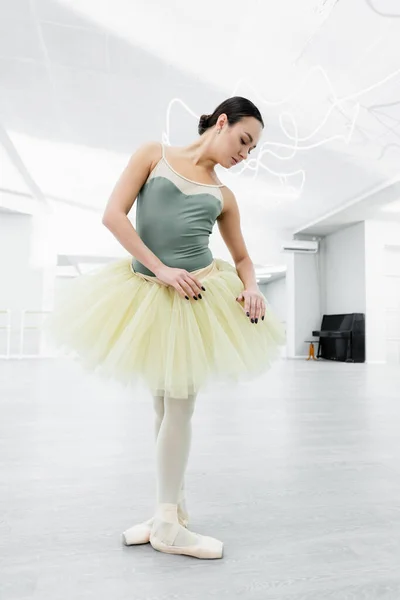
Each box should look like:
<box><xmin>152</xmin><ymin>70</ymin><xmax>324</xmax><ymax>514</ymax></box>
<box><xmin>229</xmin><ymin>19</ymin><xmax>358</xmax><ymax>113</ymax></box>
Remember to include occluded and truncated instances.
<box><xmin>214</xmin><ymin>115</ymin><xmax>263</xmax><ymax>169</ymax></box>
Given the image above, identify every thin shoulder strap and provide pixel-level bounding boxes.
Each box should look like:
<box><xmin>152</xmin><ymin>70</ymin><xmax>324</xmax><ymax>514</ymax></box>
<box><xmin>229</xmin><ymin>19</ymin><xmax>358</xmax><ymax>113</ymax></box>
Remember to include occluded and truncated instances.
<box><xmin>160</xmin><ymin>142</ymin><xmax>166</xmax><ymax>159</ymax></box>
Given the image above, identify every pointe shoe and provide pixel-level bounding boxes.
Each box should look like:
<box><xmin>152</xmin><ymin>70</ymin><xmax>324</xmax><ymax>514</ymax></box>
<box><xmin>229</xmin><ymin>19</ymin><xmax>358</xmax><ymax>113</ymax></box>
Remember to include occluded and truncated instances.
<box><xmin>150</xmin><ymin>527</ymin><xmax>224</xmax><ymax>560</ymax></box>
<box><xmin>149</xmin><ymin>503</ymin><xmax>223</xmax><ymax>559</ymax></box>
<box><xmin>122</xmin><ymin>513</ymin><xmax>189</xmax><ymax>546</ymax></box>
<box><xmin>122</xmin><ymin>519</ymin><xmax>153</xmax><ymax>546</ymax></box>
<box><xmin>177</xmin><ymin>504</ymin><xmax>189</xmax><ymax>528</ymax></box>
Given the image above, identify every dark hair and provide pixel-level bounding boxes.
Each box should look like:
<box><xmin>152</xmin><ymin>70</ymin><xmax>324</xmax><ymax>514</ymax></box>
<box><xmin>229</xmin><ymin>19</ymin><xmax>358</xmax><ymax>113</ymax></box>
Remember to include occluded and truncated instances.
<box><xmin>198</xmin><ymin>96</ymin><xmax>264</xmax><ymax>136</ymax></box>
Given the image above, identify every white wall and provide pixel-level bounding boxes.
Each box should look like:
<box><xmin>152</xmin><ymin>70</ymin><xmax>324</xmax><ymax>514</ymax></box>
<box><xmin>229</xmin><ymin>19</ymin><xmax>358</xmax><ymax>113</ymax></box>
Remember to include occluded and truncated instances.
<box><xmin>261</xmin><ymin>277</ymin><xmax>286</xmax><ymax>324</ymax></box>
<box><xmin>322</xmin><ymin>222</ymin><xmax>366</xmax><ymax>314</ymax></box>
<box><xmin>312</xmin><ymin>219</ymin><xmax>400</xmax><ymax>363</ymax></box>
<box><xmin>285</xmin><ymin>223</ymin><xmax>366</xmax><ymax>359</ymax></box>
<box><xmin>0</xmin><ymin>189</ymin><xmax>40</xmax><ymax>215</ymax></box>
<box><xmin>294</xmin><ymin>253</ymin><xmax>322</xmax><ymax>356</ymax></box>
<box><xmin>284</xmin><ymin>251</ymin><xmax>322</xmax><ymax>358</ymax></box>
<box><xmin>0</xmin><ymin>212</ymin><xmax>56</xmax><ymax>355</ymax></box>
<box><xmin>0</xmin><ymin>212</ymin><xmax>41</xmax><ymax>312</ymax></box>
<box><xmin>383</xmin><ymin>245</ymin><xmax>400</xmax><ymax>364</ymax></box>
<box><xmin>211</xmin><ymin>224</ymin><xmax>292</xmax><ymax>267</ymax></box>
<box><xmin>51</xmin><ymin>202</ymin><xmax>127</xmax><ymax>257</ymax></box>
<box><xmin>261</xmin><ymin>276</ymin><xmax>287</xmax><ymax>357</ymax></box>
<box><xmin>364</xmin><ymin>220</ymin><xmax>400</xmax><ymax>363</ymax></box>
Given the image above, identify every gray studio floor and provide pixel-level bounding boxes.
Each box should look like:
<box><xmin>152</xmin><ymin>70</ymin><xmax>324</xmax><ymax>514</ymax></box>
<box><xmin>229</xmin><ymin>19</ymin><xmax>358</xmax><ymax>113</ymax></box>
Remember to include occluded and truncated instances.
<box><xmin>1</xmin><ymin>357</ymin><xmax>400</xmax><ymax>600</ymax></box>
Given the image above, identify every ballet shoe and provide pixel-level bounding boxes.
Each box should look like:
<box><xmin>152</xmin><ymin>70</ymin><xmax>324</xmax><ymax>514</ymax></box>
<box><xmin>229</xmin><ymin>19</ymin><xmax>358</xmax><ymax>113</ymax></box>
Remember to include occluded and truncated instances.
<box><xmin>122</xmin><ymin>513</ymin><xmax>189</xmax><ymax>546</ymax></box>
<box><xmin>177</xmin><ymin>504</ymin><xmax>189</xmax><ymax>528</ymax></box>
<box><xmin>150</xmin><ymin>524</ymin><xmax>224</xmax><ymax>560</ymax></box>
<box><xmin>122</xmin><ymin>519</ymin><xmax>153</xmax><ymax>546</ymax></box>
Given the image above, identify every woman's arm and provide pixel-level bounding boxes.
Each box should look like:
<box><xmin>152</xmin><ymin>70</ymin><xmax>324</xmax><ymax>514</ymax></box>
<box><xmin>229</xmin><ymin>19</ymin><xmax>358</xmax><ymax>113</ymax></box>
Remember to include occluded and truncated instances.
<box><xmin>102</xmin><ymin>142</ymin><xmax>204</xmax><ymax>299</ymax></box>
<box><xmin>217</xmin><ymin>188</ymin><xmax>265</xmax><ymax>322</ymax></box>
<box><xmin>102</xmin><ymin>142</ymin><xmax>165</xmax><ymax>275</ymax></box>
<box><xmin>217</xmin><ymin>187</ymin><xmax>258</xmax><ymax>289</ymax></box>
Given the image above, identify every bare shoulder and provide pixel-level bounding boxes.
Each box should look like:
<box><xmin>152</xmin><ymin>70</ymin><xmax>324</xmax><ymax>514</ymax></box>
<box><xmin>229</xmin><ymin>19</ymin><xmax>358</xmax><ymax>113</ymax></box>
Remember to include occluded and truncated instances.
<box><xmin>102</xmin><ymin>141</ymin><xmax>163</xmax><ymax>221</ymax></box>
<box><xmin>131</xmin><ymin>141</ymin><xmax>163</xmax><ymax>171</ymax></box>
<box><xmin>220</xmin><ymin>186</ymin><xmax>238</xmax><ymax>214</ymax></box>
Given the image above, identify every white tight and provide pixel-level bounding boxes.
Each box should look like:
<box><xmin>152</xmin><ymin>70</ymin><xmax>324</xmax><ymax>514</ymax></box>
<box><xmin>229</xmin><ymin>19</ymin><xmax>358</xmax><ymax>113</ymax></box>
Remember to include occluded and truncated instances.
<box><xmin>152</xmin><ymin>393</ymin><xmax>199</xmax><ymax>546</ymax></box>
<box><xmin>152</xmin><ymin>394</ymin><xmax>196</xmax><ymax>504</ymax></box>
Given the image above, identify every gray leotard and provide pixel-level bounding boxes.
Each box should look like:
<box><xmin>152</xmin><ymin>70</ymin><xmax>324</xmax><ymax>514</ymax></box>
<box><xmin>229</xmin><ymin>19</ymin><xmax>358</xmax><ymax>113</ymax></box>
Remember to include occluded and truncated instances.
<box><xmin>131</xmin><ymin>144</ymin><xmax>225</xmax><ymax>277</ymax></box>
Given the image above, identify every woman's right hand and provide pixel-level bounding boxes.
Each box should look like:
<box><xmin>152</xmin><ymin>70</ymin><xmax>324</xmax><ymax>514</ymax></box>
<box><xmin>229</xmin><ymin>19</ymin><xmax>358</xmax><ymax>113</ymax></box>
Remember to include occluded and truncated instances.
<box><xmin>154</xmin><ymin>265</ymin><xmax>205</xmax><ymax>300</ymax></box>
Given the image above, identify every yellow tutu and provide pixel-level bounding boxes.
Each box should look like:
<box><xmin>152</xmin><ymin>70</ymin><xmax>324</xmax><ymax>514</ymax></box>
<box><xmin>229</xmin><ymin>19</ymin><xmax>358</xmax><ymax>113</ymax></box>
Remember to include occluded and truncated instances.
<box><xmin>46</xmin><ymin>257</ymin><xmax>286</xmax><ymax>398</ymax></box>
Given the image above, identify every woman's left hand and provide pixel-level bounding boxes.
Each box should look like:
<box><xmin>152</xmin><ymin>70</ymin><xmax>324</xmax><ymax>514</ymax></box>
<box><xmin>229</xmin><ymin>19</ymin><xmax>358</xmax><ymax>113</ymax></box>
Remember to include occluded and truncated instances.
<box><xmin>236</xmin><ymin>289</ymin><xmax>265</xmax><ymax>324</ymax></box>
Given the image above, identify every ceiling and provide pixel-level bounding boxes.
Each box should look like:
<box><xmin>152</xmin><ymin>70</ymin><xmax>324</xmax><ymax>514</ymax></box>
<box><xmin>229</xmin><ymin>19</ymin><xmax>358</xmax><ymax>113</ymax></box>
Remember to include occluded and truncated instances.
<box><xmin>1</xmin><ymin>0</ymin><xmax>400</xmax><ymax>239</ymax></box>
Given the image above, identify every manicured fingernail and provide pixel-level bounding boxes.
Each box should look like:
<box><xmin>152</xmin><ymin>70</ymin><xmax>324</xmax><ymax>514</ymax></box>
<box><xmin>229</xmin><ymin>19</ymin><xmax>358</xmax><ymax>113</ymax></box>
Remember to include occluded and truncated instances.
<box><xmin>185</xmin><ymin>296</ymin><xmax>189</xmax><ymax>300</ymax></box>
<box><xmin>193</xmin><ymin>296</ymin><xmax>198</xmax><ymax>300</ymax></box>
<box><xmin>251</xmin><ymin>318</ymin><xmax>254</xmax><ymax>323</ymax></box>
<box><xmin>202</xmin><ymin>286</ymin><xmax>206</xmax><ymax>291</ymax></box>
<box><xmin>198</xmin><ymin>294</ymin><xmax>202</xmax><ymax>299</ymax></box>
<box><xmin>246</xmin><ymin>312</ymin><xmax>250</xmax><ymax>317</ymax></box>
<box><xmin>255</xmin><ymin>318</ymin><xmax>258</xmax><ymax>324</ymax></box>
<box><xmin>262</xmin><ymin>316</ymin><xmax>264</xmax><ymax>320</ymax></box>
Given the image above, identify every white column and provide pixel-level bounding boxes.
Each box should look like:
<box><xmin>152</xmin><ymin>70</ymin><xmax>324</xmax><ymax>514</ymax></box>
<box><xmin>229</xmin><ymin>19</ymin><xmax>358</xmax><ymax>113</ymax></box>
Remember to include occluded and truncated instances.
<box><xmin>285</xmin><ymin>252</ymin><xmax>322</xmax><ymax>358</ymax></box>
<box><xmin>285</xmin><ymin>253</ymin><xmax>296</xmax><ymax>358</ymax></box>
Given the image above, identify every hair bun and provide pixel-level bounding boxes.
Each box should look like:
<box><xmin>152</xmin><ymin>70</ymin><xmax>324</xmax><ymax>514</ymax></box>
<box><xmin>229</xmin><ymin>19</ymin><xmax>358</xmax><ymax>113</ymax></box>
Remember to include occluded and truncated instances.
<box><xmin>198</xmin><ymin>114</ymin><xmax>210</xmax><ymax>135</ymax></box>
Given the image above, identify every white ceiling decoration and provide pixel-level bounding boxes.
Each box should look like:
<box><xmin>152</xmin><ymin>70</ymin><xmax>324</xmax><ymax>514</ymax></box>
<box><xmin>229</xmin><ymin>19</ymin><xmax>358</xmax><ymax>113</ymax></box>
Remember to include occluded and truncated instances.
<box><xmin>1</xmin><ymin>0</ymin><xmax>400</xmax><ymax>240</ymax></box>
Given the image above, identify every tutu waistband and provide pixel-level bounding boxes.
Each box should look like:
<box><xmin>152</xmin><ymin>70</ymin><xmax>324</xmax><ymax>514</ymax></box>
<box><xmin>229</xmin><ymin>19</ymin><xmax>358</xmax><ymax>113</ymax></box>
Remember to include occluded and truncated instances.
<box><xmin>129</xmin><ymin>260</ymin><xmax>219</xmax><ymax>287</ymax></box>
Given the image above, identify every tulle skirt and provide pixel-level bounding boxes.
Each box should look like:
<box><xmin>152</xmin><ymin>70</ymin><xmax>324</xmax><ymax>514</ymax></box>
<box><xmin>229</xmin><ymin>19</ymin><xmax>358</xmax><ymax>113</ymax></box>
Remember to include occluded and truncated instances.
<box><xmin>45</xmin><ymin>257</ymin><xmax>286</xmax><ymax>399</ymax></box>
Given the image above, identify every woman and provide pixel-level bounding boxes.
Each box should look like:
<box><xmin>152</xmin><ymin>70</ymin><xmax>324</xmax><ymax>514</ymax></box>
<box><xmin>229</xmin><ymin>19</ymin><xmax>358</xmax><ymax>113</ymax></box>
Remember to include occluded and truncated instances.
<box><xmin>48</xmin><ymin>96</ymin><xmax>285</xmax><ymax>559</ymax></box>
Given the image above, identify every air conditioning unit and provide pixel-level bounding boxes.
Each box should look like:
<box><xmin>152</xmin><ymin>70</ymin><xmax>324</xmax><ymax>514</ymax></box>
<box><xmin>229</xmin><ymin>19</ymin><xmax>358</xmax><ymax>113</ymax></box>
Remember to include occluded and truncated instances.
<box><xmin>281</xmin><ymin>239</ymin><xmax>319</xmax><ymax>254</ymax></box>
